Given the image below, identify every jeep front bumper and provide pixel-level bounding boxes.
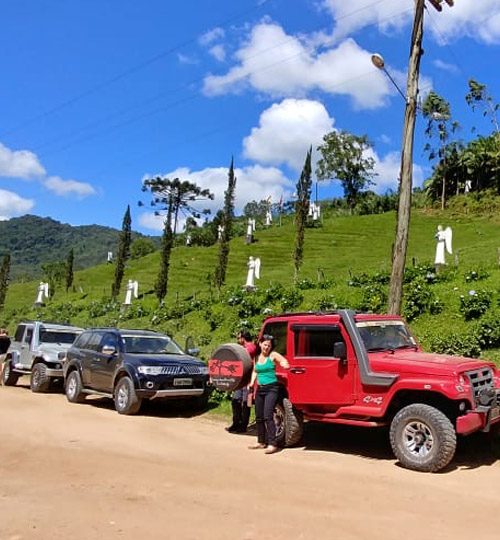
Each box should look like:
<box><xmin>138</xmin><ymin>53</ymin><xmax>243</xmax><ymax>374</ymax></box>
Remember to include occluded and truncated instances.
<box><xmin>456</xmin><ymin>405</ymin><xmax>500</xmax><ymax>435</ymax></box>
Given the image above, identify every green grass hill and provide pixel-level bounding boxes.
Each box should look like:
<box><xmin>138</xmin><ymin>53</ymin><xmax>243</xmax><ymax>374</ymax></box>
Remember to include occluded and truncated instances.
<box><xmin>1</xmin><ymin>207</ymin><xmax>499</xmax><ymax>366</ymax></box>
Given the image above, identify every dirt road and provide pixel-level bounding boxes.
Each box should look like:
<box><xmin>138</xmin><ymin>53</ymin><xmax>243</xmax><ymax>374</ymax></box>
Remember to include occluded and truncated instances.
<box><xmin>1</xmin><ymin>382</ymin><xmax>499</xmax><ymax>540</ymax></box>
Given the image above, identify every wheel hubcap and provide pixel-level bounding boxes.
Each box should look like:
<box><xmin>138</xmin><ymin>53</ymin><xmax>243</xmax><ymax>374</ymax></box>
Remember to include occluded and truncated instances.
<box><xmin>274</xmin><ymin>406</ymin><xmax>284</xmax><ymax>438</ymax></box>
<box><xmin>404</xmin><ymin>421</ymin><xmax>434</xmax><ymax>457</ymax></box>
<box><xmin>117</xmin><ymin>384</ymin><xmax>129</xmax><ymax>409</ymax></box>
<box><xmin>68</xmin><ymin>375</ymin><xmax>76</xmax><ymax>397</ymax></box>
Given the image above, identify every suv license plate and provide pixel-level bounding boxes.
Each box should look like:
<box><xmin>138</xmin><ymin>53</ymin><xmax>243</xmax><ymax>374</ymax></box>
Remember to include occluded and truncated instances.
<box><xmin>174</xmin><ymin>378</ymin><xmax>193</xmax><ymax>387</ymax></box>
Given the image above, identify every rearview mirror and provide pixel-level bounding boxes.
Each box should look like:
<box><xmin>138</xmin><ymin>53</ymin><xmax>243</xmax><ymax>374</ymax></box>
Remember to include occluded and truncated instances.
<box><xmin>185</xmin><ymin>336</ymin><xmax>200</xmax><ymax>357</ymax></box>
<box><xmin>333</xmin><ymin>341</ymin><xmax>347</xmax><ymax>361</ymax></box>
<box><xmin>101</xmin><ymin>345</ymin><xmax>116</xmax><ymax>356</ymax></box>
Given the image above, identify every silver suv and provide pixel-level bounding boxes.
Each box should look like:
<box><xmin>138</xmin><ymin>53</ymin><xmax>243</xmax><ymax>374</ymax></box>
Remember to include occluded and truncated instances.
<box><xmin>2</xmin><ymin>321</ymin><xmax>83</xmax><ymax>392</ymax></box>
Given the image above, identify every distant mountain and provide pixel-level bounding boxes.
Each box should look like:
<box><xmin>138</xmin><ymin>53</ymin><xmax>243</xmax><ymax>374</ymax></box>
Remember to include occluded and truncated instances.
<box><xmin>0</xmin><ymin>215</ymin><xmax>159</xmax><ymax>280</ymax></box>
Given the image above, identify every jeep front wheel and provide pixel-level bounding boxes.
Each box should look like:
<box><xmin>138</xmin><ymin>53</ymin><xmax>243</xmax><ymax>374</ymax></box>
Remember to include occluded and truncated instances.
<box><xmin>65</xmin><ymin>370</ymin><xmax>86</xmax><ymax>403</ymax></box>
<box><xmin>31</xmin><ymin>363</ymin><xmax>50</xmax><ymax>393</ymax></box>
<box><xmin>390</xmin><ymin>403</ymin><xmax>456</xmax><ymax>472</ymax></box>
<box><xmin>2</xmin><ymin>360</ymin><xmax>19</xmax><ymax>387</ymax></box>
<box><xmin>275</xmin><ymin>398</ymin><xmax>304</xmax><ymax>448</ymax></box>
<box><xmin>114</xmin><ymin>377</ymin><xmax>142</xmax><ymax>415</ymax></box>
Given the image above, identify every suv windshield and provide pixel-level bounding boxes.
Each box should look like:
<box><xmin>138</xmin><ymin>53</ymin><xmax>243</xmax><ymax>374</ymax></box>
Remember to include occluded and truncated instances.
<box><xmin>356</xmin><ymin>320</ymin><xmax>416</xmax><ymax>352</ymax></box>
<box><xmin>40</xmin><ymin>330</ymin><xmax>79</xmax><ymax>345</ymax></box>
<box><xmin>122</xmin><ymin>335</ymin><xmax>184</xmax><ymax>355</ymax></box>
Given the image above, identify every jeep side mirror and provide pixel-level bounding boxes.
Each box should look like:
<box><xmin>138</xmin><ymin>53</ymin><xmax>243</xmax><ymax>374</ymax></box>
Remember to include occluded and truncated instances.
<box><xmin>333</xmin><ymin>342</ymin><xmax>347</xmax><ymax>362</ymax></box>
<box><xmin>101</xmin><ymin>345</ymin><xmax>117</xmax><ymax>356</ymax></box>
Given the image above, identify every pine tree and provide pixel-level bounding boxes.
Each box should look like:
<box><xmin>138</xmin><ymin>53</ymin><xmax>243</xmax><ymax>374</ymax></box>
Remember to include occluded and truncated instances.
<box><xmin>141</xmin><ymin>177</ymin><xmax>213</xmax><ymax>301</ymax></box>
<box><xmin>65</xmin><ymin>249</ymin><xmax>74</xmax><ymax>292</ymax></box>
<box><xmin>293</xmin><ymin>148</ymin><xmax>312</xmax><ymax>277</ymax></box>
<box><xmin>0</xmin><ymin>253</ymin><xmax>11</xmax><ymax>311</ymax></box>
<box><xmin>214</xmin><ymin>158</ymin><xmax>237</xmax><ymax>289</ymax></box>
<box><xmin>111</xmin><ymin>205</ymin><xmax>132</xmax><ymax>298</ymax></box>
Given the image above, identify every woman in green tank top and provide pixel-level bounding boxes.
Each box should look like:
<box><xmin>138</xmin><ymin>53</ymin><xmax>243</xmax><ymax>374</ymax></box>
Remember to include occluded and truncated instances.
<box><xmin>248</xmin><ymin>334</ymin><xmax>289</xmax><ymax>454</ymax></box>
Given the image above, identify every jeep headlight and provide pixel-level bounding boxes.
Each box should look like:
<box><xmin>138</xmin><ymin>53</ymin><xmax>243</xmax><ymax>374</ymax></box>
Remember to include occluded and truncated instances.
<box><xmin>137</xmin><ymin>366</ymin><xmax>164</xmax><ymax>376</ymax></box>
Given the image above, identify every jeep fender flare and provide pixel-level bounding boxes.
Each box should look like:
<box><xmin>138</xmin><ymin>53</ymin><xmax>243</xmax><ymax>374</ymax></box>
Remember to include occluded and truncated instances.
<box><xmin>5</xmin><ymin>350</ymin><xmax>19</xmax><ymax>364</ymax></box>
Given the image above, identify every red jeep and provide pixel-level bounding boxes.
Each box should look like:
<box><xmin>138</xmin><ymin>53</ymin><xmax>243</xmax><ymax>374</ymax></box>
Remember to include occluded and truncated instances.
<box><xmin>210</xmin><ymin>310</ymin><xmax>500</xmax><ymax>472</ymax></box>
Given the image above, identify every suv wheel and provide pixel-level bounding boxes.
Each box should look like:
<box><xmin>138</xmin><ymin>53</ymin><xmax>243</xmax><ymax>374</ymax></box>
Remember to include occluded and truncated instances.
<box><xmin>390</xmin><ymin>403</ymin><xmax>457</xmax><ymax>472</ymax></box>
<box><xmin>31</xmin><ymin>363</ymin><xmax>50</xmax><ymax>393</ymax></box>
<box><xmin>2</xmin><ymin>360</ymin><xmax>19</xmax><ymax>387</ymax></box>
<box><xmin>114</xmin><ymin>377</ymin><xmax>142</xmax><ymax>415</ymax></box>
<box><xmin>275</xmin><ymin>398</ymin><xmax>304</xmax><ymax>448</ymax></box>
<box><xmin>65</xmin><ymin>370</ymin><xmax>86</xmax><ymax>403</ymax></box>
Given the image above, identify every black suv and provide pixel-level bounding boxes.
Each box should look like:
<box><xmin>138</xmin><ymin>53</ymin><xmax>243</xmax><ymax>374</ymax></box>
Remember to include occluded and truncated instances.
<box><xmin>63</xmin><ymin>328</ymin><xmax>210</xmax><ymax>415</ymax></box>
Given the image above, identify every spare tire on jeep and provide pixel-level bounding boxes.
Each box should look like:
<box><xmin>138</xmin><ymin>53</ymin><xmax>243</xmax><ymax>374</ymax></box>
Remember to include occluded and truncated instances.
<box><xmin>209</xmin><ymin>343</ymin><xmax>253</xmax><ymax>392</ymax></box>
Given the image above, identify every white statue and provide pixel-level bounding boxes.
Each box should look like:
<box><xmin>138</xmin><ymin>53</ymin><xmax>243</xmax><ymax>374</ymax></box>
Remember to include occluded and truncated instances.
<box><xmin>265</xmin><ymin>209</ymin><xmax>273</xmax><ymax>227</ymax></box>
<box><xmin>464</xmin><ymin>180</ymin><xmax>472</xmax><ymax>194</ymax></box>
<box><xmin>35</xmin><ymin>282</ymin><xmax>49</xmax><ymax>305</ymax></box>
<box><xmin>245</xmin><ymin>256</ymin><xmax>261</xmax><ymax>290</ymax></box>
<box><xmin>312</xmin><ymin>202</ymin><xmax>320</xmax><ymax>221</ymax></box>
<box><xmin>107</xmin><ymin>251</ymin><xmax>113</xmax><ymax>263</ymax></box>
<box><xmin>217</xmin><ymin>224</ymin><xmax>224</xmax><ymax>242</ymax></box>
<box><xmin>186</xmin><ymin>233</ymin><xmax>192</xmax><ymax>246</ymax></box>
<box><xmin>308</xmin><ymin>202</ymin><xmax>314</xmax><ymax>217</ymax></box>
<box><xmin>246</xmin><ymin>218</ymin><xmax>255</xmax><ymax>244</ymax></box>
<box><xmin>434</xmin><ymin>225</ymin><xmax>453</xmax><ymax>266</ymax></box>
<box><xmin>124</xmin><ymin>279</ymin><xmax>139</xmax><ymax>305</ymax></box>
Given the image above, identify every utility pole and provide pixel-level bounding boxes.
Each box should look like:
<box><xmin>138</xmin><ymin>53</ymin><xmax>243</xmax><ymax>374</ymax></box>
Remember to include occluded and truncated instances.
<box><xmin>387</xmin><ymin>0</ymin><xmax>454</xmax><ymax>315</ymax></box>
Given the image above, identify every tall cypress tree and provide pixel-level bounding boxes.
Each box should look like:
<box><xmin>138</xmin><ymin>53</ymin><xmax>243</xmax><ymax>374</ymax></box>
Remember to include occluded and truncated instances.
<box><xmin>0</xmin><ymin>253</ymin><xmax>11</xmax><ymax>311</ymax></box>
<box><xmin>112</xmin><ymin>205</ymin><xmax>132</xmax><ymax>298</ymax></box>
<box><xmin>293</xmin><ymin>147</ymin><xmax>312</xmax><ymax>278</ymax></box>
<box><xmin>214</xmin><ymin>158</ymin><xmax>237</xmax><ymax>289</ymax></box>
<box><xmin>65</xmin><ymin>248</ymin><xmax>74</xmax><ymax>292</ymax></box>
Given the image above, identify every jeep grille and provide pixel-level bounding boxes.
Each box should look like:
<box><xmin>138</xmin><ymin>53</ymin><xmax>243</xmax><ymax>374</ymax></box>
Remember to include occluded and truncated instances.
<box><xmin>465</xmin><ymin>368</ymin><xmax>494</xmax><ymax>405</ymax></box>
<box><xmin>155</xmin><ymin>365</ymin><xmax>203</xmax><ymax>375</ymax></box>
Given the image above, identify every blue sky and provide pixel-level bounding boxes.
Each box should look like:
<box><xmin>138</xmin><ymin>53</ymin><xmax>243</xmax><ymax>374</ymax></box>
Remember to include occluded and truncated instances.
<box><xmin>0</xmin><ymin>0</ymin><xmax>498</xmax><ymax>234</ymax></box>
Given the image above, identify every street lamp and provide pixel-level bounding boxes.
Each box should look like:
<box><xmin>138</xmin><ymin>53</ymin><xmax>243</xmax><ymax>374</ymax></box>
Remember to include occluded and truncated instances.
<box><xmin>371</xmin><ymin>54</ymin><xmax>407</xmax><ymax>103</ymax></box>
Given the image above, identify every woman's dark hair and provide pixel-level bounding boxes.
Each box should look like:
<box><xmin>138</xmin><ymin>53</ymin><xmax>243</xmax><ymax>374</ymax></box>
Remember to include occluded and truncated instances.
<box><xmin>237</xmin><ymin>330</ymin><xmax>252</xmax><ymax>342</ymax></box>
<box><xmin>259</xmin><ymin>333</ymin><xmax>275</xmax><ymax>348</ymax></box>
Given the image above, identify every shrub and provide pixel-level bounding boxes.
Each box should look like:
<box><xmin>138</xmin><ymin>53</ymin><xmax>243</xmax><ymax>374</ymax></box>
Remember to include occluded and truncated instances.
<box><xmin>348</xmin><ymin>270</ymin><xmax>389</xmax><ymax>288</ymax></box>
<box><xmin>459</xmin><ymin>289</ymin><xmax>491</xmax><ymax>320</ymax></box>
<box><xmin>262</xmin><ymin>283</ymin><xmax>285</xmax><ymax>303</ymax></box>
<box><xmin>427</xmin><ymin>331</ymin><xmax>481</xmax><ymax>358</ymax></box>
<box><xmin>317</xmin><ymin>294</ymin><xmax>338</xmax><ymax>311</ymax></box>
<box><xmin>357</xmin><ymin>284</ymin><xmax>387</xmax><ymax>313</ymax></box>
<box><xmin>475</xmin><ymin>310</ymin><xmax>500</xmax><ymax>349</ymax></box>
<box><xmin>464</xmin><ymin>269</ymin><xmax>490</xmax><ymax>283</ymax></box>
<box><xmin>280</xmin><ymin>289</ymin><xmax>304</xmax><ymax>311</ymax></box>
<box><xmin>403</xmin><ymin>278</ymin><xmax>442</xmax><ymax>321</ymax></box>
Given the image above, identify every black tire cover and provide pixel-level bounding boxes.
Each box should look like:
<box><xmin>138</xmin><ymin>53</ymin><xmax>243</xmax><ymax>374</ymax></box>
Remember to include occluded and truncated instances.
<box><xmin>208</xmin><ymin>343</ymin><xmax>253</xmax><ymax>392</ymax></box>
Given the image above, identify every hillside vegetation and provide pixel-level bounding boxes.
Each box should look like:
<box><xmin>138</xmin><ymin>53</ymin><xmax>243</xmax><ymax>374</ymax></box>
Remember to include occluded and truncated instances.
<box><xmin>1</xmin><ymin>206</ymin><xmax>499</xmax><ymax>366</ymax></box>
<box><xmin>0</xmin><ymin>215</ymin><xmax>158</xmax><ymax>279</ymax></box>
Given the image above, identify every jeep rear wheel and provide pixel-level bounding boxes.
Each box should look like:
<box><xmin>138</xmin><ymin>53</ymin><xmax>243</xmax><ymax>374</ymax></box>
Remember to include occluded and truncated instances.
<box><xmin>2</xmin><ymin>360</ymin><xmax>19</xmax><ymax>386</ymax></box>
<box><xmin>390</xmin><ymin>403</ymin><xmax>456</xmax><ymax>472</ymax></box>
<box><xmin>275</xmin><ymin>398</ymin><xmax>304</xmax><ymax>448</ymax></box>
<box><xmin>65</xmin><ymin>370</ymin><xmax>85</xmax><ymax>403</ymax></box>
<box><xmin>31</xmin><ymin>363</ymin><xmax>50</xmax><ymax>393</ymax></box>
<box><xmin>114</xmin><ymin>377</ymin><xmax>142</xmax><ymax>415</ymax></box>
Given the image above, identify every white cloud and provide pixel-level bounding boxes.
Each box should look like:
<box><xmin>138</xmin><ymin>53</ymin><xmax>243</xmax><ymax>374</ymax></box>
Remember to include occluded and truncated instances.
<box><xmin>322</xmin><ymin>0</ymin><xmax>500</xmax><ymax>44</ymax></box>
<box><xmin>368</xmin><ymin>150</ymin><xmax>424</xmax><ymax>192</ymax></box>
<box><xmin>209</xmin><ymin>44</ymin><xmax>226</xmax><ymax>62</ymax></box>
<box><xmin>138</xmin><ymin>212</ymin><xmax>166</xmax><ymax>232</ymax></box>
<box><xmin>177</xmin><ymin>53</ymin><xmax>198</xmax><ymax>65</ymax></box>
<box><xmin>43</xmin><ymin>176</ymin><xmax>96</xmax><ymax>198</ymax></box>
<box><xmin>0</xmin><ymin>142</ymin><xmax>46</xmax><ymax>179</ymax></box>
<box><xmin>199</xmin><ymin>27</ymin><xmax>225</xmax><ymax>46</ymax></box>
<box><xmin>203</xmin><ymin>22</ymin><xmax>394</xmax><ymax>109</ymax></box>
<box><xmin>0</xmin><ymin>189</ymin><xmax>35</xmax><ymax>219</ymax></box>
<box><xmin>138</xmin><ymin>164</ymin><xmax>292</xmax><ymax>231</ymax></box>
<box><xmin>243</xmin><ymin>99</ymin><xmax>335</xmax><ymax>170</ymax></box>
<box><xmin>321</xmin><ymin>0</ymin><xmax>413</xmax><ymax>43</ymax></box>
<box><xmin>432</xmin><ymin>59</ymin><xmax>459</xmax><ymax>74</ymax></box>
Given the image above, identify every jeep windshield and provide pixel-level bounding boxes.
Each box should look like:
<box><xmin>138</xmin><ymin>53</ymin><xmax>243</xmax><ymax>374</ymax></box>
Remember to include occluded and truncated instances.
<box><xmin>39</xmin><ymin>330</ymin><xmax>79</xmax><ymax>345</ymax></box>
<box><xmin>356</xmin><ymin>320</ymin><xmax>417</xmax><ymax>352</ymax></box>
<box><xmin>122</xmin><ymin>335</ymin><xmax>184</xmax><ymax>355</ymax></box>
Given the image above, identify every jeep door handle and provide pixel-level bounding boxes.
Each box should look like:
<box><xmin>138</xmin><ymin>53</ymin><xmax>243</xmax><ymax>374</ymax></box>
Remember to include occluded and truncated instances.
<box><xmin>290</xmin><ymin>367</ymin><xmax>306</xmax><ymax>374</ymax></box>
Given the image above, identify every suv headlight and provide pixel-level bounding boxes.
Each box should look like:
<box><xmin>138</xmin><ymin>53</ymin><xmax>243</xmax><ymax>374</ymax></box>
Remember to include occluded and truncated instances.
<box><xmin>200</xmin><ymin>366</ymin><xmax>209</xmax><ymax>375</ymax></box>
<box><xmin>137</xmin><ymin>366</ymin><xmax>164</xmax><ymax>376</ymax></box>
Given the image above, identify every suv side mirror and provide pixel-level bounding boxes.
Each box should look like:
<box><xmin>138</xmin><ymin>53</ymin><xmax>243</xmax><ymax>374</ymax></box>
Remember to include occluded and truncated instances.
<box><xmin>101</xmin><ymin>345</ymin><xmax>117</xmax><ymax>356</ymax></box>
<box><xmin>185</xmin><ymin>336</ymin><xmax>200</xmax><ymax>357</ymax></box>
<box><xmin>333</xmin><ymin>341</ymin><xmax>347</xmax><ymax>362</ymax></box>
